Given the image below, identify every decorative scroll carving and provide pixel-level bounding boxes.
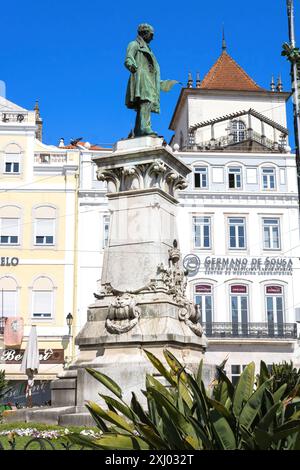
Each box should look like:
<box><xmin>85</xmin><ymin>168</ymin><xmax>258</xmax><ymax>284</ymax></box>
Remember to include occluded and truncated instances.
<box><xmin>165</xmin><ymin>170</ymin><xmax>188</xmax><ymax>195</ymax></box>
<box><xmin>106</xmin><ymin>294</ymin><xmax>141</xmax><ymax>334</ymax></box>
<box><xmin>96</xmin><ymin>160</ymin><xmax>187</xmax><ymax>196</ymax></box>
<box><xmin>96</xmin><ymin>168</ymin><xmax>122</xmax><ymax>192</ymax></box>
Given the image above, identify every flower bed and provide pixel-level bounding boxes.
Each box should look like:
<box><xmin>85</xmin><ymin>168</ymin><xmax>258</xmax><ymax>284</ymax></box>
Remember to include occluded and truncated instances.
<box><xmin>0</xmin><ymin>427</ymin><xmax>102</xmax><ymax>440</ymax></box>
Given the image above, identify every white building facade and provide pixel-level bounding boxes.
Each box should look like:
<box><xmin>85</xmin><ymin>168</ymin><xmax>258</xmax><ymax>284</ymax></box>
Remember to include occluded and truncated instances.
<box><xmin>77</xmin><ymin>47</ymin><xmax>300</xmax><ymax>382</ymax></box>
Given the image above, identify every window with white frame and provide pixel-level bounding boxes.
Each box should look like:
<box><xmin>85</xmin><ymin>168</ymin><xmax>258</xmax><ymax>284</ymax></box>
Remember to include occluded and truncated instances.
<box><xmin>32</xmin><ymin>291</ymin><xmax>53</xmax><ymax>318</ymax></box>
<box><xmin>228</xmin><ymin>167</ymin><xmax>242</xmax><ymax>189</ymax></box>
<box><xmin>0</xmin><ymin>218</ymin><xmax>19</xmax><ymax>244</ymax></box>
<box><xmin>193</xmin><ymin>216</ymin><xmax>211</xmax><ymax>249</ymax></box>
<box><xmin>194</xmin><ymin>167</ymin><xmax>208</xmax><ymax>189</ymax></box>
<box><xmin>195</xmin><ymin>284</ymin><xmax>213</xmax><ymax>335</ymax></box>
<box><xmin>231</xmin><ymin>120</ymin><xmax>246</xmax><ymax>143</ymax></box>
<box><xmin>230</xmin><ymin>285</ymin><xmax>249</xmax><ymax>336</ymax></box>
<box><xmin>0</xmin><ymin>276</ymin><xmax>18</xmax><ymax>318</ymax></box>
<box><xmin>263</xmin><ymin>218</ymin><xmax>280</xmax><ymax>250</ymax></box>
<box><xmin>103</xmin><ymin>215</ymin><xmax>110</xmax><ymax>248</ymax></box>
<box><xmin>262</xmin><ymin>167</ymin><xmax>276</xmax><ymax>190</ymax></box>
<box><xmin>231</xmin><ymin>365</ymin><xmax>247</xmax><ymax>386</ymax></box>
<box><xmin>4</xmin><ymin>153</ymin><xmax>20</xmax><ymax>174</ymax></box>
<box><xmin>31</xmin><ymin>277</ymin><xmax>54</xmax><ymax>319</ymax></box>
<box><xmin>34</xmin><ymin>218</ymin><xmax>55</xmax><ymax>245</ymax></box>
<box><xmin>228</xmin><ymin>217</ymin><xmax>246</xmax><ymax>249</ymax></box>
<box><xmin>265</xmin><ymin>285</ymin><xmax>284</xmax><ymax>336</ymax></box>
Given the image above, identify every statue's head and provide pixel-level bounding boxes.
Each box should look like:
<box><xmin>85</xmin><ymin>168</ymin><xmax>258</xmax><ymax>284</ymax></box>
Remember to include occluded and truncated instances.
<box><xmin>138</xmin><ymin>23</ymin><xmax>154</xmax><ymax>43</ymax></box>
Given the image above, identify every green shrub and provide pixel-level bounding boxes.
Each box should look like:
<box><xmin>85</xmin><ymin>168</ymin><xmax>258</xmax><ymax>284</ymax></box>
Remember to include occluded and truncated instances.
<box><xmin>68</xmin><ymin>351</ymin><xmax>300</xmax><ymax>450</ymax></box>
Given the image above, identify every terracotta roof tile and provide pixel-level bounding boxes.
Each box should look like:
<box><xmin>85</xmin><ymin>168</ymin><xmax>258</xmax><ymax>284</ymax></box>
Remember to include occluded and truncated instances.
<box><xmin>200</xmin><ymin>51</ymin><xmax>265</xmax><ymax>91</ymax></box>
<box><xmin>59</xmin><ymin>141</ymin><xmax>109</xmax><ymax>150</ymax></box>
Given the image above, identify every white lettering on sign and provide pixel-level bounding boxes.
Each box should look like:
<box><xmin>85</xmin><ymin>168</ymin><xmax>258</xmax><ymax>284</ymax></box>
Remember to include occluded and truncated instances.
<box><xmin>0</xmin><ymin>348</ymin><xmax>54</xmax><ymax>363</ymax></box>
<box><xmin>184</xmin><ymin>255</ymin><xmax>294</xmax><ymax>276</ymax></box>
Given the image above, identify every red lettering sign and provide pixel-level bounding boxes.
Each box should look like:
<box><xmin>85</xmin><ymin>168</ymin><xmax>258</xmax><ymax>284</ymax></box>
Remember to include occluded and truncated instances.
<box><xmin>231</xmin><ymin>285</ymin><xmax>247</xmax><ymax>294</ymax></box>
<box><xmin>266</xmin><ymin>286</ymin><xmax>282</xmax><ymax>294</ymax></box>
<box><xmin>195</xmin><ymin>284</ymin><xmax>212</xmax><ymax>294</ymax></box>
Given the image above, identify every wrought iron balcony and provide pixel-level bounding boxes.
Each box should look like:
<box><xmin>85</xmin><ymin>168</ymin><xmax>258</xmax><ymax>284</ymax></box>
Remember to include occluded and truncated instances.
<box><xmin>202</xmin><ymin>322</ymin><xmax>297</xmax><ymax>339</ymax></box>
<box><xmin>0</xmin><ymin>317</ymin><xmax>7</xmax><ymax>335</ymax></box>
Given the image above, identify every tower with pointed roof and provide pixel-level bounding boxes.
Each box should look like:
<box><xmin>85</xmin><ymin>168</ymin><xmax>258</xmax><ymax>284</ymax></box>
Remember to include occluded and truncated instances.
<box><xmin>170</xmin><ymin>39</ymin><xmax>290</xmax><ymax>153</ymax></box>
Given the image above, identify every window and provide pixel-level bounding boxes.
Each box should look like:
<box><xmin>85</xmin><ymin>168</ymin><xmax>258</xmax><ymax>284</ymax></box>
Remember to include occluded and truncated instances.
<box><xmin>231</xmin><ymin>365</ymin><xmax>247</xmax><ymax>386</ymax></box>
<box><xmin>193</xmin><ymin>217</ymin><xmax>211</xmax><ymax>249</ymax></box>
<box><xmin>103</xmin><ymin>215</ymin><xmax>110</xmax><ymax>248</ymax></box>
<box><xmin>231</xmin><ymin>120</ymin><xmax>246</xmax><ymax>143</ymax></box>
<box><xmin>265</xmin><ymin>285</ymin><xmax>284</xmax><ymax>336</ymax></box>
<box><xmin>0</xmin><ymin>218</ymin><xmax>19</xmax><ymax>244</ymax></box>
<box><xmin>228</xmin><ymin>218</ymin><xmax>246</xmax><ymax>249</ymax></box>
<box><xmin>1</xmin><ymin>291</ymin><xmax>17</xmax><ymax>317</ymax></box>
<box><xmin>31</xmin><ymin>277</ymin><xmax>54</xmax><ymax>319</ymax></box>
<box><xmin>33</xmin><ymin>205</ymin><xmax>56</xmax><ymax>247</ymax></box>
<box><xmin>230</xmin><ymin>285</ymin><xmax>249</xmax><ymax>336</ymax></box>
<box><xmin>194</xmin><ymin>167</ymin><xmax>208</xmax><ymax>189</ymax></box>
<box><xmin>195</xmin><ymin>284</ymin><xmax>213</xmax><ymax>336</ymax></box>
<box><xmin>262</xmin><ymin>167</ymin><xmax>276</xmax><ymax>190</ymax></box>
<box><xmin>32</xmin><ymin>291</ymin><xmax>52</xmax><ymax>318</ymax></box>
<box><xmin>263</xmin><ymin>218</ymin><xmax>280</xmax><ymax>250</ymax></box>
<box><xmin>5</xmin><ymin>154</ymin><xmax>20</xmax><ymax>174</ymax></box>
<box><xmin>0</xmin><ymin>276</ymin><xmax>18</xmax><ymax>318</ymax></box>
<box><xmin>228</xmin><ymin>167</ymin><xmax>242</xmax><ymax>189</ymax></box>
<box><xmin>35</xmin><ymin>219</ymin><xmax>55</xmax><ymax>245</ymax></box>
<box><xmin>39</xmin><ymin>154</ymin><xmax>50</xmax><ymax>164</ymax></box>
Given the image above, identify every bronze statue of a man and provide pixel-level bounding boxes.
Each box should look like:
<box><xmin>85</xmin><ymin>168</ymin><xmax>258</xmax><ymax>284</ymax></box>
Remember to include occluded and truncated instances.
<box><xmin>125</xmin><ymin>23</ymin><xmax>177</xmax><ymax>137</ymax></box>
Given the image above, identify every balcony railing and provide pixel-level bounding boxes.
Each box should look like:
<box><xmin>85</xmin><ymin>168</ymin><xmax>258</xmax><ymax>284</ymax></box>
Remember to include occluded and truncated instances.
<box><xmin>187</xmin><ymin>131</ymin><xmax>287</xmax><ymax>153</ymax></box>
<box><xmin>202</xmin><ymin>322</ymin><xmax>297</xmax><ymax>339</ymax></box>
<box><xmin>0</xmin><ymin>317</ymin><xmax>7</xmax><ymax>335</ymax></box>
<box><xmin>34</xmin><ymin>154</ymin><xmax>67</xmax><ymax>164</ymax></box>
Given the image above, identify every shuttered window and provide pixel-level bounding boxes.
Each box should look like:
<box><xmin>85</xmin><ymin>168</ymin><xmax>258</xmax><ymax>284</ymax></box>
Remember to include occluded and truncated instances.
<box><xmin>35</xmin><ymin>219</ymin><xmax>55</xmax><ymax>245</ymax></box>
<box><xmin>32</xmin><ymin>291</ymin><xmax>52</xmax><ymax>318</ymax></box>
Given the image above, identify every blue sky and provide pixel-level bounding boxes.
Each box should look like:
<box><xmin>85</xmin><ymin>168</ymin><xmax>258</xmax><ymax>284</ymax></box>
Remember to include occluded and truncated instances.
<box><xmin>1</xmin><ymin>0</ymin><xmax>299</xmax><ymax>147</ymax></box>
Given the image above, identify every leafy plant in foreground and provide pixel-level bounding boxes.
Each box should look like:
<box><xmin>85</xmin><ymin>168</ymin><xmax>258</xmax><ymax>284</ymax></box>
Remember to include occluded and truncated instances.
<box><xmin>68</xmin><ymin>351</ymin><xmax>300</xmax><ymax>450</ymax></box>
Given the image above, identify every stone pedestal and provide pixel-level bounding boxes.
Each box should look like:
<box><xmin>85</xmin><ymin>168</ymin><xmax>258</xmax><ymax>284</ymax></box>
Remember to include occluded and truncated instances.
<box><xmin>50</xmin><ymin>137</ymin><xmax>208</xmax><ymax>416</ymax></box>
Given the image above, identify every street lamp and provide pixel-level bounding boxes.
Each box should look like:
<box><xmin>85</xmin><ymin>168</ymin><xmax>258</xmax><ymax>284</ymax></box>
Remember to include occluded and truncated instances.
<box><xmin>66</xmin><ymin>312</ymin><xmax>73</xmax><ymax>336</ymax></box>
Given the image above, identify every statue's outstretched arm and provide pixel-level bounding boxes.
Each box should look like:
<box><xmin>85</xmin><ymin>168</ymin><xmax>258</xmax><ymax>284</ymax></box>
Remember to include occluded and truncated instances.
<box><xmin>125</xmin><ymin>41</ymin><xmax>139</xmax><ymax>73</ymax></box>
<box><xmin>160</xmin><ymin>80</ymin><xmax>181</xmax><ymax>92</ymax></box>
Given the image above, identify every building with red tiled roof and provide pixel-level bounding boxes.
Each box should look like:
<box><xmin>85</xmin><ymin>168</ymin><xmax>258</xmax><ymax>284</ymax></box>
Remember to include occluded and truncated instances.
<box><xmin>169</xmin><ymin>43</ymin><xmax>290</xmax><ymax>153</ymax></box>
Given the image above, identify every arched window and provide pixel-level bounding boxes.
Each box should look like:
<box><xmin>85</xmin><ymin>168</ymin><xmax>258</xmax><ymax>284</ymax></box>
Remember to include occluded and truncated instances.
<box><xmin>33</xmin><ymin>206</ymin><xmax>56</xmax><ymax>246</ymax></box>
<box><xmin>31</xmin><ymin>276</ymin><xmax>55</xmax><ymax>319</ymax></box>
<box><xmin>4</xmin><ymin>144</ymin><xmax>22</xmax><ymax>174</ymax></box>
<box><xmin>0</xmin><ymin>205</ymin><xmax>21</xmax><ymax>245</ymax></box>
<box><xmin>0</xmin><ymin>276</ymin><xmax>18</xmax><ymax>317</ymax></box>
<box><xmin>194</xmin><ymin>284</ymin><xmax>213</xmax><ymax>336</ymax></box>
<box><xmin>230</xmin><ymin>284</ymin><xmax>249</xmax><ymax>336</ymax></box>
<box><xmin>265</xmin><ymin>285</ymin><xmax>284</xmax><ymax>337</ymax></box>
<box><xmin>231</xmin><ymin>120</ymin><xmax>246</xmax><ymax>143</ymax></box>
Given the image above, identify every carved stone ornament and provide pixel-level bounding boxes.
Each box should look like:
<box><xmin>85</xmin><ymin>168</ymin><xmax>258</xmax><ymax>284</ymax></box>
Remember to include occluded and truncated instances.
<box><xmin>96</xmin><ymin>159</ymin><xmax>188</xmax><ymax>196</ymax></box>
<box><xmin>106</xmin><ymin>293</ymin><xmax>141</xmax><ymax>334</ymax></box>
<box><xmin>178</xmin><ymin>302</ymin><xmax>203</xmax><ymax>337</ymax></box>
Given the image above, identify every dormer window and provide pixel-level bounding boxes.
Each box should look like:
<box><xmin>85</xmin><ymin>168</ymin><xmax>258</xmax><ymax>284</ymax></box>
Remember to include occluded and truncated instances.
<box><xmin>231</xmin><ymin>120</ymin><xmax>246</xmax><ymax>143</ymax></box>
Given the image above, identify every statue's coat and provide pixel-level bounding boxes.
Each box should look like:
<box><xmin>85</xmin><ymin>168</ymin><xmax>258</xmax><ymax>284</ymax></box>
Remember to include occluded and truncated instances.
<box><xmin>125</xmin><ymin>35</ymin><xmax>161</xmax><ymax>113</ymax></box>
